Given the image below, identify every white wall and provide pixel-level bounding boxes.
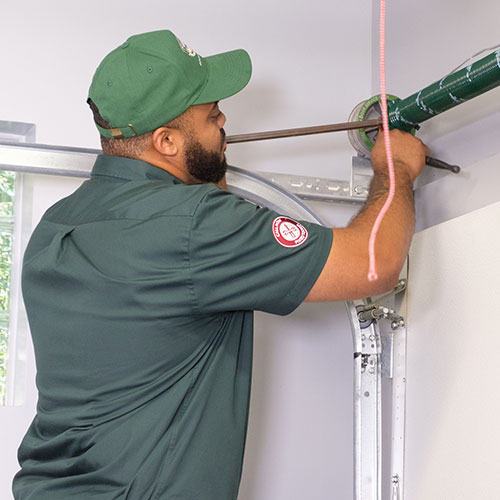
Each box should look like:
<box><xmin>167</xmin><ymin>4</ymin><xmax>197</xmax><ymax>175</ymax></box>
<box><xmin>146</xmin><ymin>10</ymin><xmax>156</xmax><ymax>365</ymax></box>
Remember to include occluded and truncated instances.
<box><xmin>375</xmin><ymin>0</ymin><xmax>500</xmax><ymax>497</ymax></box>
<box><xmin>407</xmin><ymin>200</ymin><xmax>500</xmax><ymax>500</ymax></box>
<box><xmin>1</xmin><ymin>1</ymin><xmax>373</xmax><ymax>499</ymax></box>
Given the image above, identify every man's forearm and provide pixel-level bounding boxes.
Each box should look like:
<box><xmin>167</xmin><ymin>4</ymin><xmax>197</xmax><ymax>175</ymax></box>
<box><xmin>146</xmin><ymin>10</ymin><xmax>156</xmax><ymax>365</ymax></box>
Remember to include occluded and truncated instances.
<box><xmin>348</xmin><ymin>167</ymin><xmax>415</xmax><ymax>276</ymax></box>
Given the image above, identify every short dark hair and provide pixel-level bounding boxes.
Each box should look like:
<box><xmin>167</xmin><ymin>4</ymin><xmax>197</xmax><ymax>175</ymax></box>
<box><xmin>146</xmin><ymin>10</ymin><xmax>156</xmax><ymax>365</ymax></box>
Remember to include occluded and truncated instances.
<box><xmin>87</xmin><ymin>98</ymin><xmax>189</xmax><ymax>159</ymax></box>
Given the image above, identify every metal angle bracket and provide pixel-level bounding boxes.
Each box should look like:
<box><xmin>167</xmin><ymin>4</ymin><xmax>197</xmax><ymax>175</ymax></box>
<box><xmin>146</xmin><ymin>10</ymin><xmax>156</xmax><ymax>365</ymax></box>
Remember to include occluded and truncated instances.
<box><xmin>255</xmin><ymin>156</ymin><xmax>372</xmax><ymax>205</ymax></box>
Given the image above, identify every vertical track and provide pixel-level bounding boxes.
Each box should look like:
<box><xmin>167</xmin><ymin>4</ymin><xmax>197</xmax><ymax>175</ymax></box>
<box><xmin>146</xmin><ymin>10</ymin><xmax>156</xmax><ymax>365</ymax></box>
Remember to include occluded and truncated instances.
<box><xmin>346</xmin><ymin>301</ymin><xmax>382</xmax><ymax>500</ymax></box>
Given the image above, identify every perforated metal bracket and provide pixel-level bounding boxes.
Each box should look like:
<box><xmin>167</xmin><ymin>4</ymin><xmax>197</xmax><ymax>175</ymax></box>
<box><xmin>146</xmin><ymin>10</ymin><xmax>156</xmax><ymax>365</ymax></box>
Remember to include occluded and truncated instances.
<box><xmin>255</xmin><ymin>156</ymin><xmax>372</xmax><ymax>205</ymax></box>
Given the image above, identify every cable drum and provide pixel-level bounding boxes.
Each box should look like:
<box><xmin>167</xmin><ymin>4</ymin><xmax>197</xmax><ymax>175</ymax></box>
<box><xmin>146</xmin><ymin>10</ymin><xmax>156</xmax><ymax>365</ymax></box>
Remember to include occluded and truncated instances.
<box><xmin>347</xmin><ymin>100</ymin><xmax>374</xmax><ymax>157</ymax></box>
<box><xmin>347</xmin><ymin>94</ymin><xmax>410</xmax><ymax>157</ymax></box>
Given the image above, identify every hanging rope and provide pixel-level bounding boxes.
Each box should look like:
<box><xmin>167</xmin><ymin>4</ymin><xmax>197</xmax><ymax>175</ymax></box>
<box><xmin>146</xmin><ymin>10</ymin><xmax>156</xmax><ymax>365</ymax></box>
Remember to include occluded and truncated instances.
<box><xmin>367</xmin><ymin>0</ymin><xmax>395</xmax><ymax>281</ymax></box>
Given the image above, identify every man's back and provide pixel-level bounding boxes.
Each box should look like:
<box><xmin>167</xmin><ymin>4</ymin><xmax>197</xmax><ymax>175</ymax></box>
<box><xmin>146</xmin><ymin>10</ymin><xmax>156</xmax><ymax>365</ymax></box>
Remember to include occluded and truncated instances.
<box><xmin>13</xmin><ymin>155</ymin><xmax>332</xmax><ymax>499</ymax></box>
<box><xmin>14</xmin><ymin>156</ymin><xmax>254</xmax><ymax>499</ymax></box>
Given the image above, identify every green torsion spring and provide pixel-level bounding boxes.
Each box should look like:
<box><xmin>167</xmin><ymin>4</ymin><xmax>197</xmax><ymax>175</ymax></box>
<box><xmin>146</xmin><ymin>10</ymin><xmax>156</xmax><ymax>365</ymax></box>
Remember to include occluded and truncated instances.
<box><xmin>387</xmin><ymin>49</ymin><xmax>500</xmax><ymax>132</ymax></box>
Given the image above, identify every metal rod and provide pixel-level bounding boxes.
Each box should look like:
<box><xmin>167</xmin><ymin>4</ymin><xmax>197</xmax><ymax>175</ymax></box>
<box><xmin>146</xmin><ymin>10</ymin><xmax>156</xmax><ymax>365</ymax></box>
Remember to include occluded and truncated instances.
<box><xmin>425</xmin><ymin>156</ymin><xmax>461</xmax><ymax>174</ymax></box>
<box><xmin>226</xmin><ymin>118</ymin><xmax>383</xmax><ymax>144</ymax></box>
<box><xmin>225</xmin><ymin>118</ymin><xmax>461</xmax><ymax>175</ymax></box>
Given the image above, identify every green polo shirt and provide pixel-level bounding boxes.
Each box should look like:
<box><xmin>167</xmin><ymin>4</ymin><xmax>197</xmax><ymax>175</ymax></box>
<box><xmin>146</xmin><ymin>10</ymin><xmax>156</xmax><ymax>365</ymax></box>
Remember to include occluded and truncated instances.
<box><xmin>14</xmin><ymin>155</ymin><xmax>333</xmax><ymax>500</ymax></box>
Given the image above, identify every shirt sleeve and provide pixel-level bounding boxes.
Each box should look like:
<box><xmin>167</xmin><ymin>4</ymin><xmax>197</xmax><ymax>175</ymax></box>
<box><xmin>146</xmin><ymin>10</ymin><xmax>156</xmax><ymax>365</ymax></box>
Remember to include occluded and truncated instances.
<box><xmin>188</xmin><ymin>187</ymin><xmax>333</xmax><ymax>316</ymax></box>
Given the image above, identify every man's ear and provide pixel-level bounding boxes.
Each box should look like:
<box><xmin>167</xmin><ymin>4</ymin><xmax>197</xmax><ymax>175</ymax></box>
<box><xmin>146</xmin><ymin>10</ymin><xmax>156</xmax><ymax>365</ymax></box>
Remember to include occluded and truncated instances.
<box><xmin>151</xmin><ymin>127</ymin><xmax>182</xmax><ymax>157</ymax></box>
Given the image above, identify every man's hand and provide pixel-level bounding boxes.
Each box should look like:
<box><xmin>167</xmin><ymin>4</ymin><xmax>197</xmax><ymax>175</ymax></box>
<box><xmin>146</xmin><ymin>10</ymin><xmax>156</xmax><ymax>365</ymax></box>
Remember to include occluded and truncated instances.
<box><xmin>371</xmin><ymin>129</ymin><xmax>429</xmax><ymax>182</ymax></box>
<box><xmin>305</xmin><ymin>129</ymin><xmax>429</xmax><ymax>302</ymax></box>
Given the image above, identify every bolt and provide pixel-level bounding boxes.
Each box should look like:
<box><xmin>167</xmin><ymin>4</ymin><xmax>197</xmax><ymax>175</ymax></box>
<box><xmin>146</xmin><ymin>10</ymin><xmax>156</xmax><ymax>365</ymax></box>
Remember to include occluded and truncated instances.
<box><xmin>364</xmin><ymin>391</ymin><xmax>370</xmax><ymax>397</ymax></box>
<box><xmin>369</xmin><ymin>368</ymin><xmax>375</xmax><ymax>374</ymax></box>
<box><xmin>369</xmin><ymin>335</ymin><xmax>375</xmax><ymax>341</ymax></box>
<box><xmin>361</xmin><ymin>334</ymin><xmax>366</xmax><ymax>341</ymax></box>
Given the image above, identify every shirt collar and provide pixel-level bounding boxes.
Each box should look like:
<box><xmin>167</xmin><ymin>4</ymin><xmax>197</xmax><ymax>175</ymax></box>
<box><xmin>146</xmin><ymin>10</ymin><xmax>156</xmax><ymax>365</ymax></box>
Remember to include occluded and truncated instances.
<box><xmin>91</xmin><ymin>154</ymin><xmax>184</xmax><ymax>184</ymax></box>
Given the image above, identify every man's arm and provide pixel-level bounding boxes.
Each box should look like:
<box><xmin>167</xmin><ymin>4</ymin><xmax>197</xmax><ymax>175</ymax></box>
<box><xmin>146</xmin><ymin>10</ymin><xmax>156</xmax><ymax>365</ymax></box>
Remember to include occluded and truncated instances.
<box><xmin>305</xmin><ymin>129</ymin><xmax>429</xmax><ymax>302</ymax></box>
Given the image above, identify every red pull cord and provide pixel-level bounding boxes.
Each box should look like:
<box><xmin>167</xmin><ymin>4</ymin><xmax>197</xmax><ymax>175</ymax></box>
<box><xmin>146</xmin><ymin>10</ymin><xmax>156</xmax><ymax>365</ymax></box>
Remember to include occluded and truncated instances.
<box><xmin>367</xmin><ymin>0</ymin><xmax>395</xmax><ymax>281</ymax></box>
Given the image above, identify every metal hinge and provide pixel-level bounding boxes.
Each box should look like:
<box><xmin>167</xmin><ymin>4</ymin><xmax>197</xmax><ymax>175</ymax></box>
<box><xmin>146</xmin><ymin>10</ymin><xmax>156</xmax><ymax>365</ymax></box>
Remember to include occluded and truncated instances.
<box><xmin>356</xmin><ymin>279</ymin><xmax>407</xmax><ymax>379</ymax></box>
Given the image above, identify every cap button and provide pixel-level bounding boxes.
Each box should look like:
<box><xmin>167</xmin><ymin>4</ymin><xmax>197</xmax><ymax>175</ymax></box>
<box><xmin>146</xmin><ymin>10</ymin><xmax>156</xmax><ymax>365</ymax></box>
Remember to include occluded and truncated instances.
<box><xmin>121</xmin><ymin>42</ymin><xmax>129</xmax><ymax>49</ymax></box>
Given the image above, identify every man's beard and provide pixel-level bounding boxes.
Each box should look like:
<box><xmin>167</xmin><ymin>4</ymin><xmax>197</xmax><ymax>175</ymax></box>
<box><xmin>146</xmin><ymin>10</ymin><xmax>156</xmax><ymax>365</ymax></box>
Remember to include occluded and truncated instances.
<box><xmin>184</xmin><ymin>131</ymin><xmax>227</xmax><ymax>184</ymax></box>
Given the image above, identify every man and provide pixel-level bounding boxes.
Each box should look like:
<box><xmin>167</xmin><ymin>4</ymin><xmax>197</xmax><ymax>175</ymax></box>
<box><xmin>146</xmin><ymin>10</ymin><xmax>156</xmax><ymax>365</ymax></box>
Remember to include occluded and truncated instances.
<box><xmin>13</xmin><ymin>30</ymin><xmax>428</xmax><ymax>499</ymax></box>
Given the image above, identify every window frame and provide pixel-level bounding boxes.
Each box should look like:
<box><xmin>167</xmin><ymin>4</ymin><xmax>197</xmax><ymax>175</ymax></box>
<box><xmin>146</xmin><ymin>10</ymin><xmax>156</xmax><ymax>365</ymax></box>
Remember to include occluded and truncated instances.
<box><xmin>0</xmin><ymin>121</ymin><xmax>35</xmax><ymax>406</ymax></box>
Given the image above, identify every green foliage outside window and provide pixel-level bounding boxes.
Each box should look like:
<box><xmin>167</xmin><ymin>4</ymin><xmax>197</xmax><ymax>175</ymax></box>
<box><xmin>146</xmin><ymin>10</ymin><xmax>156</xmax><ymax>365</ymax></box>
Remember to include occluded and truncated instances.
<box><xmin>0</xmin><ymin>170</ymin><xmax>16</xmax><ymax>405</ymax></box>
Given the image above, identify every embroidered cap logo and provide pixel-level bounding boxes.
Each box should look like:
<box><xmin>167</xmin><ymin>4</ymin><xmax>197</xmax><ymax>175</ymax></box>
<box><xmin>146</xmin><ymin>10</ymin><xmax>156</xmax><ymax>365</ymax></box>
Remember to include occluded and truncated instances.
<box><xmin>175</xmin><ymin>36</ymin><xmax>203</xmax><ymax>66</ymax></box>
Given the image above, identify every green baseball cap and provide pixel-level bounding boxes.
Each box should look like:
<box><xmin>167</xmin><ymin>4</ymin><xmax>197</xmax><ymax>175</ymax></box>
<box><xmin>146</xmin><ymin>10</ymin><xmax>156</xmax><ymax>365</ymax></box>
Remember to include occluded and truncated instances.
<box><xmin>88</xmin><ymin>30</ymin><xmax>252</xmax><ymax>139</ymax></box>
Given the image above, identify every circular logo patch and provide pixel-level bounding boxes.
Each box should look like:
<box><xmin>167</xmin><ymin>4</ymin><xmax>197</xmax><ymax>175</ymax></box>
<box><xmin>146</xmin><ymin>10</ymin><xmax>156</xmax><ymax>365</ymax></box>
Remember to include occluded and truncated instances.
<box><xmin>272</xmin><ymin>217</ymin><xmax>308</xmax><ymax>248</ymax></box>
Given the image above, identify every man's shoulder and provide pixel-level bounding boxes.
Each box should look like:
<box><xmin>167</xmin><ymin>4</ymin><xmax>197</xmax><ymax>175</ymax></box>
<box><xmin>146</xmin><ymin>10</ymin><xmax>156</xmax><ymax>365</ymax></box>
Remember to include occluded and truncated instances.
<box><xmin>42</xmin><ymin>180</ymin><xmax>223</xmax><ymax>226</ymax></box>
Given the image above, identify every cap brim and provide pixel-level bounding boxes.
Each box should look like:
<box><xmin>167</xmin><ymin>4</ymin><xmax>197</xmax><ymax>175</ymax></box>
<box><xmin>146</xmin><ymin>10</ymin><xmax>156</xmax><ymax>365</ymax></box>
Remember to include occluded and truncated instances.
<box><xmin>193</xmin><ymin>49</ymin><xmax>252</xmax><ymax>105</ymax></box>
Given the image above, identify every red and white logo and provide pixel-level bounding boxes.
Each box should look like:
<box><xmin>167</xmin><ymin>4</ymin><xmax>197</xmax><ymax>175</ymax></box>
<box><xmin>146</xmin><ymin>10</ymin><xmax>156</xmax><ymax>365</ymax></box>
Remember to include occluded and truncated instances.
<box><xmin>272</xmin><ymin>217</ymin><xmax>308</xmax><ymax>248</ymax></box>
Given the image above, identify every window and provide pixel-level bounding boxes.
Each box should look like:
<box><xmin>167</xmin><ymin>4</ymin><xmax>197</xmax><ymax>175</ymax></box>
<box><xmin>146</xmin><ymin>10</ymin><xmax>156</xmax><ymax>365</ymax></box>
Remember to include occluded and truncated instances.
<box><xmin>0</xmin><ymin>170</ymin><xmax>16</xmax><ymax>404</ymax></box>
<box><xmin>0</xmin><ymin>121</ymin><xmax>35</xmax><ymax>405</ymax></box>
